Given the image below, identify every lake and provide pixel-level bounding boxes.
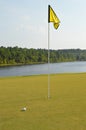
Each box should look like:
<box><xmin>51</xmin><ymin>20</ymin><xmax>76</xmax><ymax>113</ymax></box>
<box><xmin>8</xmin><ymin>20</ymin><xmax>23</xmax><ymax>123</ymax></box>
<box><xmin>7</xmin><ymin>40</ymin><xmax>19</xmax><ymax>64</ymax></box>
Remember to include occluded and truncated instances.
<box><xmin>0</xmin><ymin>61</ymin><xmax>86</xmax><ymax>77</ymax></box>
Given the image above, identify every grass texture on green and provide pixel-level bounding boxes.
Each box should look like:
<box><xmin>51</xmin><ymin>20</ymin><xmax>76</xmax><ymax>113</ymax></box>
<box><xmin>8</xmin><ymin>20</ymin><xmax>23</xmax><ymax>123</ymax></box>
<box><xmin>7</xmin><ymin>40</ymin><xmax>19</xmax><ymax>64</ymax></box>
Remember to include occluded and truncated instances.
<box><xmin>0</xmin><ymin>73</ymin><xmax>86</xmax><ymax>130</ymax></box>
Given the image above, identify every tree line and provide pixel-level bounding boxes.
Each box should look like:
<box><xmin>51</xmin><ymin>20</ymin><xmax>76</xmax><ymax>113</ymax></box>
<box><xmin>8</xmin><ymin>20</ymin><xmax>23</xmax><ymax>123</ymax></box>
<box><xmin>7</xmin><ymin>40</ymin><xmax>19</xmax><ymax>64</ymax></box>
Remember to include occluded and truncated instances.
<box><xmin>0</xmin><ymin>46</ymin><xmax>86</xmax><ymax>66</ymax></box>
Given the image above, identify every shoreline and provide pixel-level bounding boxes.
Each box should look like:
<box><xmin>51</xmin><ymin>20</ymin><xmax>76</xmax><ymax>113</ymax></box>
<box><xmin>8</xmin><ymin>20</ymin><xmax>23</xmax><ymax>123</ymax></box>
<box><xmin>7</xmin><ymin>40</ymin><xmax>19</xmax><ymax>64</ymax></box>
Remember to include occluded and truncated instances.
<box><xmin>0</xmin><ymin>62</ymin><xmax>47</xmax><ymax>67</ymax></box>
<box><xmin>0</xmin><ymin>72</ymin><xmax>86</xmax><ymax>79</ymax></box>
<box><xmin>1</xmin><ymin>60</ymin><xmax>86</xmax><ymax>67</ymax></box>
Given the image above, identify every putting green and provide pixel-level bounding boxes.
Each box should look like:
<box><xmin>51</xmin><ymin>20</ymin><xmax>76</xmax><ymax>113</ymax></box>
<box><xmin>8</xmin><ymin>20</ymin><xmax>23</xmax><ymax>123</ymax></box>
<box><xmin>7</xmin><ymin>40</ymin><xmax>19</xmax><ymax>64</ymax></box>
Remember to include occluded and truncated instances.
<box><xmin>0</xmin><ymin>73</ymin><xmax>86</xmax><ymax>130</ymax></box>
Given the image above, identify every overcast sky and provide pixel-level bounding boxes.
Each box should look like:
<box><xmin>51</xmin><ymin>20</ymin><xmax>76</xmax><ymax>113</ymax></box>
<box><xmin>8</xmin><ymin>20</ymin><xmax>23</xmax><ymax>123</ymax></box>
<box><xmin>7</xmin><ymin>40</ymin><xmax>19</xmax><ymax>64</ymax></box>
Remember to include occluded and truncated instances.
<box><xmin>0</xmin><ymin>0</ymin><xmax>86</xmax><ymax>49</ymax></box>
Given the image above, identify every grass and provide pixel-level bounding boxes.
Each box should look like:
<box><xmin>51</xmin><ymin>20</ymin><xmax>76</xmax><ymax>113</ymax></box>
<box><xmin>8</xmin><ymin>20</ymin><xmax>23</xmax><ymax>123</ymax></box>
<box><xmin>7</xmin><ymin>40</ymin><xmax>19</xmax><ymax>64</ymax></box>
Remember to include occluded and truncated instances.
<box><xmin>0</xmin><ymin>73</ymin><xmax>86</xmax><ymax>130</ymax></box>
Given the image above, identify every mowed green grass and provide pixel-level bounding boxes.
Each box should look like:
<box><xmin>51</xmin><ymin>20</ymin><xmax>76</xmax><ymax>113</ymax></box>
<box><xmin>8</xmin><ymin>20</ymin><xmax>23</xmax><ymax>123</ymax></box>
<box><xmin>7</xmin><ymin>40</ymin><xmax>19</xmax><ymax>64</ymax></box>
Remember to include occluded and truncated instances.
<box><xmin>0</xmin><ymin>73</ymin><xmax>86</xmax><ymax>130</ymax></box>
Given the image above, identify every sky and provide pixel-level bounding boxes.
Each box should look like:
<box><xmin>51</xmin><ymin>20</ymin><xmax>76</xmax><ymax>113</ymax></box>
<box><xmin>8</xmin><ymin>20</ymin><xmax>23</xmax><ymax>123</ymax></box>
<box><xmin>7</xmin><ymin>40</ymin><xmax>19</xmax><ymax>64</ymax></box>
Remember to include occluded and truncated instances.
<box><xmin>0</xmin><ymin>0</ymin><xmax>86</xmax><ymax>49</ymax></box>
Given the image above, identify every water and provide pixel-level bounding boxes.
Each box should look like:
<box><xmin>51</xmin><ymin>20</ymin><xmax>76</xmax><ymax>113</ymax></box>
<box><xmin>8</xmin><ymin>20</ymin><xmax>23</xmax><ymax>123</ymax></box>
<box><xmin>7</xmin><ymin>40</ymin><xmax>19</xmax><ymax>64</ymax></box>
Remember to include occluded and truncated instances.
<box><xmin>0</xmin><ymin>61</ymin><xmax>86</xmax><ymax>77</ymax></box>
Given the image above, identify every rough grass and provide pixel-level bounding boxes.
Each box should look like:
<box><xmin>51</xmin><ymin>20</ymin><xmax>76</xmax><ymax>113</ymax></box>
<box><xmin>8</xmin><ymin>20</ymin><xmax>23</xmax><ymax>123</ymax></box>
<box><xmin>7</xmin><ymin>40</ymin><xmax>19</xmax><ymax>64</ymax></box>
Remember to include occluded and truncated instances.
<box><xmin>0</xmin><ymin>73</ymin><xmax>86</xmax><ymax>130</ymax></box>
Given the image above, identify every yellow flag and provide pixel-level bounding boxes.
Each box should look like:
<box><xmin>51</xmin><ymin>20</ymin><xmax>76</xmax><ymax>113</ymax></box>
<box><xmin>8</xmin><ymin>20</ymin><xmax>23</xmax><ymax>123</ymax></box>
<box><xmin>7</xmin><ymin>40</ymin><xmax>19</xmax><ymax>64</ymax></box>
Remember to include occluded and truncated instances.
<box><xmin>48</xmin><ymin>5</ymin><xmax>60</xmax><ymax>29</ymax></box>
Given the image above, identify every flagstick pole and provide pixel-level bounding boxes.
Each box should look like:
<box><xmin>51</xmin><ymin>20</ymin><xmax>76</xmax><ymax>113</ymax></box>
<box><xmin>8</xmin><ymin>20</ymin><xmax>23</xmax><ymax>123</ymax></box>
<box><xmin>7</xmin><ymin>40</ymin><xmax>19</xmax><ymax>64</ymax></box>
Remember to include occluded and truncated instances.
<box><xmin>48</xmin><ymin>22</ymin><xmax>50</xmax><ymax>99</ymax></box>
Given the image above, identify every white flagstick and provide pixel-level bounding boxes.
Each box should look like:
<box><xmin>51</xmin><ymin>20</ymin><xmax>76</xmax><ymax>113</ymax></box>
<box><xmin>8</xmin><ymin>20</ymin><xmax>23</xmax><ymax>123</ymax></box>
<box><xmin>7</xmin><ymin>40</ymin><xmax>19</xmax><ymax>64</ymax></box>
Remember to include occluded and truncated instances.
<box><xmin>48</xmin><ymin>22</ymin><xmax>50</xmax><ymax>99</ymax></box>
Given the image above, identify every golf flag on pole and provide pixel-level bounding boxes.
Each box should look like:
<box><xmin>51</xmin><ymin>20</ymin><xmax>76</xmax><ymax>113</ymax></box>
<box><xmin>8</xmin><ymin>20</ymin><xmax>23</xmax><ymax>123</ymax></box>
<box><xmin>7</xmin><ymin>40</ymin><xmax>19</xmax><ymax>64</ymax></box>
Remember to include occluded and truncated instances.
<box><xmin>47</xmin><ymin>5</ymin><xmax>60</xmax><ymax>99</ymax></box>
<box><xmin>48</xmin><ymin>5</ymin><xmax>60</xmax><ymax>29</ymax></box>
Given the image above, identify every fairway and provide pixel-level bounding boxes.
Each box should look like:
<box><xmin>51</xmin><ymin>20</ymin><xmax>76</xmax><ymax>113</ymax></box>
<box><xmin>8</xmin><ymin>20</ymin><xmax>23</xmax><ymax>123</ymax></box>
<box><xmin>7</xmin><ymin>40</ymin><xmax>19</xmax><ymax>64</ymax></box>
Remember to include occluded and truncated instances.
<box><xmin>0</xmin><ymin>73</ymin><xmax>86</xmax><ymax>130</ymax></box>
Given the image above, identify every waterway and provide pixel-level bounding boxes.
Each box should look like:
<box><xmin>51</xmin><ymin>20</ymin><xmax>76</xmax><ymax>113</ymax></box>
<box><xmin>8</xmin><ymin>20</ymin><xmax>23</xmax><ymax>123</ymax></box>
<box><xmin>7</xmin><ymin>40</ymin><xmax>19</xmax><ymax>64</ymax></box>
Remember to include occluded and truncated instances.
<box><xmin>0</xmin><ymin>61</ymin><xmax>86</xmax><ymax>77</ymax></box>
